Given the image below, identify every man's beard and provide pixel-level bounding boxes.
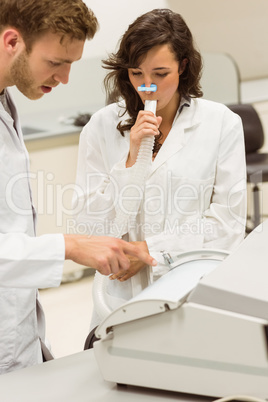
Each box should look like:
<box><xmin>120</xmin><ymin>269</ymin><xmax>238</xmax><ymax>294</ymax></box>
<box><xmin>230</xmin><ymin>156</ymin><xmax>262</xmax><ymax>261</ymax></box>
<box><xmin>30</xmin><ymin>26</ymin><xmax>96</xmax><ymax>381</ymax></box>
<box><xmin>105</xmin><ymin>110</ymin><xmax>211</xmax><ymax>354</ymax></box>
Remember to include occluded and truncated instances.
<box><xmin>10</xmin><ymin>51</ymin><xmax>42</xmax><ymax>100</ymax></box>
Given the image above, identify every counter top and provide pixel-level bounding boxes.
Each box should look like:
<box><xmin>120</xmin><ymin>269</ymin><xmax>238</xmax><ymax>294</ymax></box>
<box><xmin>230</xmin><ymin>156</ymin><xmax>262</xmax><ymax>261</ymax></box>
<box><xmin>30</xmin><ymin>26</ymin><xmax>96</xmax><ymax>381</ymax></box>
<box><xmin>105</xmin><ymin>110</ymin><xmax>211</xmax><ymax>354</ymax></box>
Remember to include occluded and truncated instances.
<box><xmin>20</xmin><ymin>105</ymin><xmax>103</xmax><ymax>142</ymax></box>
<box><xmin>0</xmin><ymin>349</ymin><xmax>212</xmax><ymax>402</ymax></box>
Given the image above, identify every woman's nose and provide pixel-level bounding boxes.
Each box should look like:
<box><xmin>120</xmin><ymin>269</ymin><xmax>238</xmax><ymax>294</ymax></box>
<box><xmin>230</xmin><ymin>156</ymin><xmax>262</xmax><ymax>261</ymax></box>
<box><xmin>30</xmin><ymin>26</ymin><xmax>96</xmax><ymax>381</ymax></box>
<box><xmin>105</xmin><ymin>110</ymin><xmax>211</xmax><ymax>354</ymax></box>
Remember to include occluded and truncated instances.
<box><xmin>144</xmin><ymin>78</ymin><xmax>152</xmax><ymax>88</ymax></box>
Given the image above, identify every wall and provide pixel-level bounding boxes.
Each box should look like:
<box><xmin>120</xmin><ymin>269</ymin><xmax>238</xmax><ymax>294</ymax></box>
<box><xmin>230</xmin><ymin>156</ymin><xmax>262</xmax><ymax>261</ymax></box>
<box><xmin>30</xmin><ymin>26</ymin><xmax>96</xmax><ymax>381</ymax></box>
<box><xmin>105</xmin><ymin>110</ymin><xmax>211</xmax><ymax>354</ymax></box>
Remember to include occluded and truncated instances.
<box><xmin>83</xmin><ymin>0</ymin><xmax>268</xmax><ymax>81</ymax></box>
<box><xmin>166</xmin><ymin>0</ymin><xmax>268</xmax><ymax>82</ymax></box>
<box><xmin>82</xmin><ymin>0</ymin><xmax>168</xmax><ymax>58</ymax></box>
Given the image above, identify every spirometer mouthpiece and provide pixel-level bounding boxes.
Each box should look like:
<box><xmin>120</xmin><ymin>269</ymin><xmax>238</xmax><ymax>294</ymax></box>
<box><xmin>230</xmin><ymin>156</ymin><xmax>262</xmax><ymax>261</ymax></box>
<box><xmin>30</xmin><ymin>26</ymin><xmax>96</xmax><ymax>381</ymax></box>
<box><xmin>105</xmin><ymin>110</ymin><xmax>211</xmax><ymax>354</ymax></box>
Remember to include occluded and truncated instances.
<box><xmin>138</xmin><ymin>84</ymin><xmax>157</xmax><ymax>92</ymax></box>
<box><xmin>144</xmin><ymin>99</ymin><xmax>157</xmax><ymax>114</ymax></box>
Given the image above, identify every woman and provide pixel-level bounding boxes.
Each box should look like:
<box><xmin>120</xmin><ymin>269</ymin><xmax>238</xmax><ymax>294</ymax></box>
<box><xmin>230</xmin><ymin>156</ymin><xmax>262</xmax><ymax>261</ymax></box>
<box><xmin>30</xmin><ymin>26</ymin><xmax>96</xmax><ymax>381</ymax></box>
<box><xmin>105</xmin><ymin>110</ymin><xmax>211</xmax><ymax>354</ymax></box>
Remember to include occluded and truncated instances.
<box><xmin>73</xmin><ymin>9</ymin><xmax>246</xmax><ymax>333</ymax></box>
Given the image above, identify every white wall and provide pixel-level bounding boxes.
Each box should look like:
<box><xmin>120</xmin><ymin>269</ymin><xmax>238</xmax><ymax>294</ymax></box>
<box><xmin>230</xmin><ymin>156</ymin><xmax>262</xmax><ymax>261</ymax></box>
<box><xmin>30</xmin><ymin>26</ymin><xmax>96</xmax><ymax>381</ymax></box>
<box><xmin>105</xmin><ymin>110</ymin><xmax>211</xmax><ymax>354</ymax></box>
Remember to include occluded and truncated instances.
<box><xmin>83</xmin><ymin>0</ymin><xmax>168</xmax><ymax>59</ymax></box>
<box><xmin>84</xmin><ymin>0</ymin><xmax>268</xmax><ymax>81</ymax></box>
<box><xmin>166</xmin><ymin>0</ymin><xmax>268</xmax><ymax>82</ymax></box>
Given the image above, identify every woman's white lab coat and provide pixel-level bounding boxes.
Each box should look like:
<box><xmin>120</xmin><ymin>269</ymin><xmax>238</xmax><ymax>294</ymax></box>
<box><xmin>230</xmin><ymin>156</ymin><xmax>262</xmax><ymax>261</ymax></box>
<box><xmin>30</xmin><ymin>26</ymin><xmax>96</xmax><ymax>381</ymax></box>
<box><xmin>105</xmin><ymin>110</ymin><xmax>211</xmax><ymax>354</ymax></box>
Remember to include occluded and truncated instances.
<box><xmin>0</xmin><ymin>90</ymin><xmax>64</xmax><ymax>374</ymax></box>
<box><xmin>73</xmin><ymin>98</ymin><xmax>247</xmax><ymax>325</ymax></box>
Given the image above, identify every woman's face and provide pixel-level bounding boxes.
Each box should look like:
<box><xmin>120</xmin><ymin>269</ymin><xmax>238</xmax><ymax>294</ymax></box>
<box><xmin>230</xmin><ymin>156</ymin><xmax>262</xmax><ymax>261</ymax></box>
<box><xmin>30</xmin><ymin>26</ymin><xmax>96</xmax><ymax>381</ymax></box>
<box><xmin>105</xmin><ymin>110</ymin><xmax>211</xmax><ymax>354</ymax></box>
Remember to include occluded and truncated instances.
<box><xmin>128</xmin><ymin>44</ymin><xmax>186</xmax><ymax>114</ymax></box>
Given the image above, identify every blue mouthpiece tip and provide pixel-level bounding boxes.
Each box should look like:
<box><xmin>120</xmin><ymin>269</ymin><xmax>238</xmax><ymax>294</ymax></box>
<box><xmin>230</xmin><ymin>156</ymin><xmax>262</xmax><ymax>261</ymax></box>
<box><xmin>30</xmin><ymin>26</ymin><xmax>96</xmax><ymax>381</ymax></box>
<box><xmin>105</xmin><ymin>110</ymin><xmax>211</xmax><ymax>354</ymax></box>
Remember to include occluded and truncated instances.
<box><xmin>138</xmin><ymin>84</ymin><xmax>157</xmax><ymax>92</ymax></box>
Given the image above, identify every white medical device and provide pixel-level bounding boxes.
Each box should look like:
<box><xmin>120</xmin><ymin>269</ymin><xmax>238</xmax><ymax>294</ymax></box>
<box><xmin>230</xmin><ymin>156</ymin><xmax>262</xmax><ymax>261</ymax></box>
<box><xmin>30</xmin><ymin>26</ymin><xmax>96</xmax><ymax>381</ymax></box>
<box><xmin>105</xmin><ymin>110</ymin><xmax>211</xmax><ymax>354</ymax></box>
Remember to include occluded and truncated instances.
<box><xmin>94</xmin><ymin>221</ymin><xmax>268</xmax><ymax>399</ymax></box>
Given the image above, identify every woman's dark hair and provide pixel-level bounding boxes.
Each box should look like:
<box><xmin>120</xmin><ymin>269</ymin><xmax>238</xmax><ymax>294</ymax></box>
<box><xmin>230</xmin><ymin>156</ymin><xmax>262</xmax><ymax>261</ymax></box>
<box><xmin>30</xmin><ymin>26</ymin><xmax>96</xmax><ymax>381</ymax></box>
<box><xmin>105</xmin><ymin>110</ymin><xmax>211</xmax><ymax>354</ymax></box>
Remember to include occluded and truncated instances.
<box><xmin>103</xmin><ymin>8</ymin><xmax>203</xmax><ymax>136</ymax></box>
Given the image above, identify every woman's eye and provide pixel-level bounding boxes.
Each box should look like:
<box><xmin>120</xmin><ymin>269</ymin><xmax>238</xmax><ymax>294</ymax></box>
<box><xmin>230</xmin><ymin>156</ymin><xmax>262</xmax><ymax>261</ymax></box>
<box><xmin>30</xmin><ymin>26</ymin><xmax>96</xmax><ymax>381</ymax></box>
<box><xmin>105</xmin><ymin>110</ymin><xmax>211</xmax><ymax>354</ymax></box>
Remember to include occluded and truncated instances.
<box><xmin>131</xmin><ymin>71</ymin><xmax>142</xmax><ymax>76</ymax></box>
<box><xmin>156</xmin><ymin>72</ymin><xmax>168</xmax><ymax>78</ymax></box>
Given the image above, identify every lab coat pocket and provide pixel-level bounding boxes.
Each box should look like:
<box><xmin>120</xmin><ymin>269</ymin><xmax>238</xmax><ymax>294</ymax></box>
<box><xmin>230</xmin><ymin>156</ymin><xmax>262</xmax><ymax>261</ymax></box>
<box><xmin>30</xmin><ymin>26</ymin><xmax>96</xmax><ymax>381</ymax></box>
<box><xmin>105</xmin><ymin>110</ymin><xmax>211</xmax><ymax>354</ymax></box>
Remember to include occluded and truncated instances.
<box><xmin>170</xmin><ymin>176</ymin><xmax>214</xmax><ymax>219</ymax></box>
<box><xmin>0</xmin><ymin>289</ymin><xmax>16</xmax><ymax>370</ymax></box>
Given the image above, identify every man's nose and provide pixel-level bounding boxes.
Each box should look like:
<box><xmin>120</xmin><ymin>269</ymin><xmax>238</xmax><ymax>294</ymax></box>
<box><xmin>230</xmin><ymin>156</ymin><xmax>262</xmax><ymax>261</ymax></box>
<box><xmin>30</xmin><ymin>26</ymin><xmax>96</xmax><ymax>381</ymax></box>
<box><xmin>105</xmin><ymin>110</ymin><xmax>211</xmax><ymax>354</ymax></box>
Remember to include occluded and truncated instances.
<box><xmin>53</xmin><ymin>64</ymin><xmax>71</xmax><ymax>84</ymax></box>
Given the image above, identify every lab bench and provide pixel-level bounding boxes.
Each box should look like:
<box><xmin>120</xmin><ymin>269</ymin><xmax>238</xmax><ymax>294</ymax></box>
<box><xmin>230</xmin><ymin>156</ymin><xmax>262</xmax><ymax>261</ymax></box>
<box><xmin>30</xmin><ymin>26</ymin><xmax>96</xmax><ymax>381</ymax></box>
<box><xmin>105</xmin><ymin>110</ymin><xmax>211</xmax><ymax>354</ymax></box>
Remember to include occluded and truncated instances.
<box><xmin>0</xmin><ymin>349</ymin><xmax>212</xmax><ymax>402</ymax></box>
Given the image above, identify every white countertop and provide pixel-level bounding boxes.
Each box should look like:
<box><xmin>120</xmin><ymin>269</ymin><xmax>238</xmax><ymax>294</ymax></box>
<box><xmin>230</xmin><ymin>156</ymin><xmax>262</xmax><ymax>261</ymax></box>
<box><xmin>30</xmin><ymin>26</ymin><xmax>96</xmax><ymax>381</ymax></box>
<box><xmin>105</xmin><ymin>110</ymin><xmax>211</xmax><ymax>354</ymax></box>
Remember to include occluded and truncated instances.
<box><xmin>20</xmin><ymin>106</ymin><xmax>102</xmax><ymax>142</ymax></box>
<box><xmin>0</xmin><ymin>349</ymin><xmax>212</xmax><ymax>402</ymax></box>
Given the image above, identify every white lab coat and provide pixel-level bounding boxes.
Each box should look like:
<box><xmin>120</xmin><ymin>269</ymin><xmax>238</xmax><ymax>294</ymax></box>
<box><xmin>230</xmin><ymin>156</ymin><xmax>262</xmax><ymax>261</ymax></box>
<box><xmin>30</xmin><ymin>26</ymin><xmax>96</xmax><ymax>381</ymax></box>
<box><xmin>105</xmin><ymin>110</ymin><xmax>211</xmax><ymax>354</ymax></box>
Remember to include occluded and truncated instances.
<box><xmin>73</xmin><ymin>98</ymin><xmax>247</xmax><ymax>326</ymax></box>
<box><xmin>0</xmin><ymin>89</ymin><xmax>65</xmax><ymax>374</ymax></box>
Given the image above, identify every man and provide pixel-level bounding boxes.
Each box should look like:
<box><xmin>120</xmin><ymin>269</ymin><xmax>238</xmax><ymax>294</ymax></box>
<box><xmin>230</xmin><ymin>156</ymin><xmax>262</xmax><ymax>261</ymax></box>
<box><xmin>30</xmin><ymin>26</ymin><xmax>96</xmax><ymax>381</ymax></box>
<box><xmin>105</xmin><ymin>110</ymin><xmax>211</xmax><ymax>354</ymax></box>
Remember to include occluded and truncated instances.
<box><xmin>0</xmin><ymin>0</ymin><xmax>156</xmax><ymax>374</ymax></box>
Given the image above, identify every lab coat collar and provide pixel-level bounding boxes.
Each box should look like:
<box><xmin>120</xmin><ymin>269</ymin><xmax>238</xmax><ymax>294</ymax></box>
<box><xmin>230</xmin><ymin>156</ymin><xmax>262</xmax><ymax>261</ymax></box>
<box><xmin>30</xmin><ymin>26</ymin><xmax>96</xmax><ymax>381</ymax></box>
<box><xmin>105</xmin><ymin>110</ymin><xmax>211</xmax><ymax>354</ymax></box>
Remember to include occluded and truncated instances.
<box><xmin>3</xmin><ymin>88</ymin><xmax>26</xmax><ymax>145</ymax></box>
<box><xmin>150</xmin><ymin>98</ymin><xmax>201</xmax><ymax>175</ymax></box>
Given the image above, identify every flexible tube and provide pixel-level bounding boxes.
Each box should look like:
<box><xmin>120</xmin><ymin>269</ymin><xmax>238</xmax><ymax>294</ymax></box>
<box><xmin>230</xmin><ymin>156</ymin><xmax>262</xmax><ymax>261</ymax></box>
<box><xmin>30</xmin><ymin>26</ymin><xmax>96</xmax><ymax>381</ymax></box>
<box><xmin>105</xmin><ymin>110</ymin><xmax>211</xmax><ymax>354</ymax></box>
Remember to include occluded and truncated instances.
<box><xmin>92</xmin><ymin>100</ymin><xmax>157</xmax><ymax>321</ymax></box>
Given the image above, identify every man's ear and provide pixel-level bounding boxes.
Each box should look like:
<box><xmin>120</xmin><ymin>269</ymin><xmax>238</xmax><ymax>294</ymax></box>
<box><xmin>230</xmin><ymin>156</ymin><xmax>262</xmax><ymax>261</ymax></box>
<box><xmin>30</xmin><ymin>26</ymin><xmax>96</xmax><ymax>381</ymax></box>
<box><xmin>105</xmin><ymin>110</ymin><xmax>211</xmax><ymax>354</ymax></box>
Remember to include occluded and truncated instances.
<box><xmin>2</xmin><ymin>29</ymin><xmax>24</xmax><ymax>54</ymax></box>
<box><xmin>179</xmin><ymin>58</ymin><xmax>188</xmax><ymax>75</ymax></box>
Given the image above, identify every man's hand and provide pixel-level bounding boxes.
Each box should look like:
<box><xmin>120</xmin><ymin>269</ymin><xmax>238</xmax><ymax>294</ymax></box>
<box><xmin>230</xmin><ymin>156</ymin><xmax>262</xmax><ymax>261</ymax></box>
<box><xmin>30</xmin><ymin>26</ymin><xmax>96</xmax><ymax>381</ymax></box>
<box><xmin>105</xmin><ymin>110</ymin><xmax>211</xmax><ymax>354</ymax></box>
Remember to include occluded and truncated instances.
<box><xmin>109</xmin><ymin>241</ymin><xmax>150</xmax><ymax>281</ymax></box>
<box><xmin>64</xmin><ymin>235</ymin><xmax>156</xmax><ymax>276</ymax></box>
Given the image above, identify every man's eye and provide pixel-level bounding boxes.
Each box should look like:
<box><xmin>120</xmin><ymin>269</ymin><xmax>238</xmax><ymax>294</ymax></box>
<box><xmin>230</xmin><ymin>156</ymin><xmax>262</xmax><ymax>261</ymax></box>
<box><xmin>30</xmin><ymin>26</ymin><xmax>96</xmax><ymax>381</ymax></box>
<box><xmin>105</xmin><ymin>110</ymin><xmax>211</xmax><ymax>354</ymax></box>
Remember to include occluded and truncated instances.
<box><xmin>49</xmin><ymin>61</ymin><xmax>61</xmax><ymax>67</ymax></box>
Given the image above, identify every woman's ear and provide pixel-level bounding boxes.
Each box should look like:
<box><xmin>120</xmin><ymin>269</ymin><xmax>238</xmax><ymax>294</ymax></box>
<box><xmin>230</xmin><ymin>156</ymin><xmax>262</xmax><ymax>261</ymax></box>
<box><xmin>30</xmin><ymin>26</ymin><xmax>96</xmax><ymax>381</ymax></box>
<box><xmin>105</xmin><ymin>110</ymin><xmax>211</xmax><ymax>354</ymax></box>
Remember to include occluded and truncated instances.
<box><xmin>179</xmin><ymin>58</ymin><xmax>188</xmax><ymax>75</ymax></box>
<box><xmin>2</xmin><ymin>29</ymin><xmax>24</xmax><ymax>55</ymax></box>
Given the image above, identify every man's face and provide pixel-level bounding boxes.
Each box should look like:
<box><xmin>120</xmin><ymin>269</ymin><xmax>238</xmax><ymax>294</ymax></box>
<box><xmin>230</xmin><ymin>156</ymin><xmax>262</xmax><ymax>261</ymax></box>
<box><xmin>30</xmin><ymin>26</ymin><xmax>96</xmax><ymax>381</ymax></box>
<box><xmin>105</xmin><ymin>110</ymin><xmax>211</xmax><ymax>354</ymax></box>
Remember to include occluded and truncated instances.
<box><xmin>10</xmin><ymin>32</ymin><xmax>85</xmax><ymax>100</ymax></box>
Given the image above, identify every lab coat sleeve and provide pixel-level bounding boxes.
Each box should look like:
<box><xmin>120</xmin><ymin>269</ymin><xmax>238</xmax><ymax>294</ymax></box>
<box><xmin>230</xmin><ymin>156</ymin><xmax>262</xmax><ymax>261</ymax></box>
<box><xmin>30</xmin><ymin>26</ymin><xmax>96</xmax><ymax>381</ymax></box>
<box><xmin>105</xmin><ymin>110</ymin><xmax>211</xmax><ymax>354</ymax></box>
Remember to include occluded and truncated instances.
<box><xmin>146</xmin><ymin>108</ymin><xmax>247</xmax><ymax>267</ymax></box>
<box><xmin>0</xmin><ymin>233</ymin><xmax>65</xmax><ymax>288</ymax></box>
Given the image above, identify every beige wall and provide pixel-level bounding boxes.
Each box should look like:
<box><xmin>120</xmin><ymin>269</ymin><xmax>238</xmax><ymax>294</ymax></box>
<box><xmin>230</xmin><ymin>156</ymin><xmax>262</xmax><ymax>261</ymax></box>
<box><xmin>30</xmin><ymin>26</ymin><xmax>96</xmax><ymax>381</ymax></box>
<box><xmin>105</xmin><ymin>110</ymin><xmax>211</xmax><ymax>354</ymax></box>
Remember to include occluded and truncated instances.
<box><xmin>167</xmin><ymin>0</ymin><xmax>268</xmax><ymax>81</ymax></box>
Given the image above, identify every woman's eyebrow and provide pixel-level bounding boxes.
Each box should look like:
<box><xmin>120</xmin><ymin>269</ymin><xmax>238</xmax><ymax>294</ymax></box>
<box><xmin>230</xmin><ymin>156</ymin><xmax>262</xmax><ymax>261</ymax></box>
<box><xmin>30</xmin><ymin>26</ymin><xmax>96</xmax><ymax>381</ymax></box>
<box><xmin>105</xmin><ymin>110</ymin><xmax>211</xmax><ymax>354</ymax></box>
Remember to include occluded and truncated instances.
<box><xmin>130</xmin><ymin>67</ymin><xmax>171</xmax><ymax>70</ymax></box>
<box><xmin>152</xmin><ymin>67</ymin><xmax>171</xmax><ymax>70</ymax></box>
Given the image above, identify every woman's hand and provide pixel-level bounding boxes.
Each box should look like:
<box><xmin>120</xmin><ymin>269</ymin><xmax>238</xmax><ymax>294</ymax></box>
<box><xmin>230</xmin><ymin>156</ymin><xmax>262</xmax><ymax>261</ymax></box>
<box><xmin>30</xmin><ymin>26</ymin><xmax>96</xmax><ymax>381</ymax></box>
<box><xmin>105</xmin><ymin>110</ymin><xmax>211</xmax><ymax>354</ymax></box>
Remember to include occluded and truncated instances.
<box><xmin>109</xmin><ymin>240</ymin><xmax>150</xmax><ymax>281</ymax></box>
<box><xmin>126</xmin><ymin>110</ymin><xmax>162</xmax><ymax>167</ymax></box>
